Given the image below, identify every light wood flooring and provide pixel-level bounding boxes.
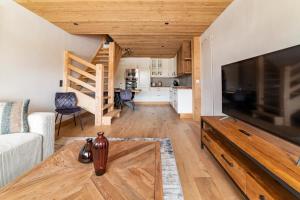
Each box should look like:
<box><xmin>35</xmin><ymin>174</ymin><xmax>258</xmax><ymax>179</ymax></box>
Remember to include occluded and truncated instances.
<box><xmin>58</xmin><ymin>105</ymin><xmax>244</xmax><ymax>200</ymax></box>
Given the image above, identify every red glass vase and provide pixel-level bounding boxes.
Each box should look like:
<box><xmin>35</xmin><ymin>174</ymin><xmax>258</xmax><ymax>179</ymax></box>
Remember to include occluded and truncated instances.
<box><xmin>92</xmin><ymin>132</ymin><xmax>109</xmax><ymax>176</ymax></box>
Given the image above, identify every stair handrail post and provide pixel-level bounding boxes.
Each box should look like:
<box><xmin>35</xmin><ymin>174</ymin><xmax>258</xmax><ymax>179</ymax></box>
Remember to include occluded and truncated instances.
<box><xmin>64</xmin><ymin>51</ymin><xmax>71</xmax><ymax>91</ymax></box>
<box><xmin>95</xmin><ymin>64</ymin><xmax>104</xmax><ymax>126</ymax></box>
<box><xmin>108</xmin><ymin>42</ymin><xmax>116</xmax><ymax>112</ymax></box>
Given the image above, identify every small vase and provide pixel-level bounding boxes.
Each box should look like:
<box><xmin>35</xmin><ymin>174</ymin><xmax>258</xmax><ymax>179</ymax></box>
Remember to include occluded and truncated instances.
<box><xmin>92</xmin><ymin>132</ymin><xmax>109</xmax><ymax>176</ymax></box>
<box><xmin>78</xmin><ymin>138</ymin><xmax>93</xmax><ymax>163</ymax></box>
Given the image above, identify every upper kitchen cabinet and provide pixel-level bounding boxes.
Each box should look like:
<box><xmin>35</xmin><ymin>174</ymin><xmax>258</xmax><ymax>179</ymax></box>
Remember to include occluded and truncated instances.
<box><xmin>168</xmin><ymin>57</ymin><xmax>177</xmax><ymax>77</ymax></box>
<box><xmin>151</xmin><ymin>58</ymin><xmax>162</xmax><ymax>77</ymax></box>
<box><xmin>177</xmin><ymin>40</ymin><xmax>192</xmax><ymax>76</ymax></box>
<box><xmin>151</xmin><ymin>58</ymin><xmax>177</xmax><ymax>77</ymax></box>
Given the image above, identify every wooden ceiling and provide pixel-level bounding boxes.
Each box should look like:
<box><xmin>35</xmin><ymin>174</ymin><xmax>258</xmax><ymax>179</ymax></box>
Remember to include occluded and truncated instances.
<box><xmin>16</xmin><ymin>0</ymin><xmax>233</xmax><ymax>58</ymax></box>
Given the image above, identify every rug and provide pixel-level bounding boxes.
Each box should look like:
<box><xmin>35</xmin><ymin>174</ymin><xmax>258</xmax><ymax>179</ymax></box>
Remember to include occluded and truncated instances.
<box><xmin>55</xmin><ymin>137</ymin><xmax>184</xmax><ymax>200</ymax></box>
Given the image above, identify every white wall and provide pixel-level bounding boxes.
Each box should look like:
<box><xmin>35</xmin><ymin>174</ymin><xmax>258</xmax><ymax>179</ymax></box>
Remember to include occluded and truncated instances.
<box><xmin>0</xmin><ymin>0</ymin><xmax>101</xmax><ymax>112</ymax></box>
<box><xmin>201</xmin><ymin>0</ymin><xmax>300</xmax><ymax>115</ymax></box>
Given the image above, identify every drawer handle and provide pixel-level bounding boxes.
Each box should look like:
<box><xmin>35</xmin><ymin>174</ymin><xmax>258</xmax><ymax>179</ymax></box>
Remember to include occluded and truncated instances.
<box><xmin>203</xmin><ymin>135</ymin><xmax>211</xmax><ymax>143</ymax></box>
<box><xmin>221</xmin><ymin>154</ymin><xmax>234</xmax><ymax>167</ymax></box>
<box><xmin>259</xmin><ymin>195</ymin><xmax>266</xmax><ymax>200</ymax></box>
<box><xmin>238</xmin><ymin>129</ymin><xmax>251</xmax><ymax>137</ymax></box>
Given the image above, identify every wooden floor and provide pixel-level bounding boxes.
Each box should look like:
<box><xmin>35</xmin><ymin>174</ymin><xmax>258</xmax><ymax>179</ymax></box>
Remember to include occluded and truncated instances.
<box><xmin>59</xmin><ymin>105</ymin><xmax>245</xmax><ymax>200</ymax></box>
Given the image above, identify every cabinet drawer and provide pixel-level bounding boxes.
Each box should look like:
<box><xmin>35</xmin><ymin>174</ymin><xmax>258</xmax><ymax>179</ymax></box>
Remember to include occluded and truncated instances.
<box><xmin>202</xmin><ymin>131</ymin><xmax>246</xmax><ymax>192</ymax></box>
<box><xmin>202</xmin><ymin>131</ymin><xmax>216</xmax><ymax>152</ymax></box>
<box><xmin>246</xmin><ymin>173</ymin><xmax>274</xmax><ymax>200</ymax></box>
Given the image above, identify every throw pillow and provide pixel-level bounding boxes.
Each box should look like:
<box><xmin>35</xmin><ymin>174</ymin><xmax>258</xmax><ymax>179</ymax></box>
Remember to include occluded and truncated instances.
<box><xmin>0</xmin><ymin>100</ymin><xmax>30</xmax><ymax>134</ymax></box>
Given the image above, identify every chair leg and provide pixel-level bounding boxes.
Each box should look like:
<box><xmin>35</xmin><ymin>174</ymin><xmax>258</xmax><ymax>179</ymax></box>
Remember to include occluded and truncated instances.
<box><xmin>57</xmin><ymin>114</ymin><xmax>63</xmax><ymax>136</ymax></box>
<box><xmin>77</xmin><ymin>112</ymin><xmax>84</xmax><ymax>131</ymax></box>
<box><xmin>73</xmin><ymin>113</ymin><xmax>77</xmax><ymax>126</ymax></box>
<box><xmin>55</xmin><ymin>113</ymin><xmax>58</xmax><ymax>123</ymax></box>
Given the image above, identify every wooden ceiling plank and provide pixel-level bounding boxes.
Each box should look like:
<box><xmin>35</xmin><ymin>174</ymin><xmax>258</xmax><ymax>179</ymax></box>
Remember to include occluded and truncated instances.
<box><xmin>15</xmin><ymin>0</ymin><xmax>233</xmax><ymax>57</ymax></box>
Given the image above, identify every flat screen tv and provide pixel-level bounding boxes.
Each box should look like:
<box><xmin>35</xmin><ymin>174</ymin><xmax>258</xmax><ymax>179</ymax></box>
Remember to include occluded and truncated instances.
<box><xmin>222</xmin><ymin>45</ymin><xmax>300</xmax><ymax>146</ymax></box>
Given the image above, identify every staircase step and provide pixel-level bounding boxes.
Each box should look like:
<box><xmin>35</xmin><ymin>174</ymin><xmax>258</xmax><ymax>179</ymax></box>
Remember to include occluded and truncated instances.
<box><xmin>102</xmin><ymin>103</ymin><xmax>113</xmax><ymax>110</ymax></box>
<box><xmin>94</xmin><ymin>61</ymin><xmax>109</xmax><ymax>64</ymax></box>
<box><xmin>102</xmin><ymin>109</ymin><xmax>121</xmax><ymax>125</ymax></box>
<box><xmin>104</xmin><ymin>109</ymin><xmax>121</xmax><ymax>118</ymax></box>
<box><xmin>92</xmin><ymin>59</ymin><xmax>109</xmax><ymax>63</ymax></box>
<box><xmin>98</xmin><ymin>53</ymin><xmax>109</xmax><ymax>56</ymax></box>
<box><xmin>94</xmin><ymin>58</ymin><xmax>109</xmax><ymax>61</ymax></box>
<box><xmin>103</xmin><ymin>96</ymin><xmax>111</xmax><ymax>100</ymax></box>
<box><xmin>95</xmin><ymin>55</ymin><xmax>108</xmax><ymax>57</ymax></box>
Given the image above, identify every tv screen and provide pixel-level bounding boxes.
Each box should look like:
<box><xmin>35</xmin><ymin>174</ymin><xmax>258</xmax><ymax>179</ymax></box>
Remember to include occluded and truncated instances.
<box><xmin>222</xmin><ymin>45</ymin><xmax>300</xmax><ymax>146</ymax></box>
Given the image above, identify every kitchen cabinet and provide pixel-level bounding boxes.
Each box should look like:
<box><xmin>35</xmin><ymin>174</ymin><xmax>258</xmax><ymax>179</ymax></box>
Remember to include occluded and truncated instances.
<box><xmin>177</xmin><ymin>40</ymin><xmax>192</xmax><ymax>76</ymax></box>
<box><xmin>151</xmin><ymin>58</ymin><xmax>177</xmax><ymax>78</ymax></box>
<box><xmin>135</xmin><ymin>87</ymin><xmax>170</xmax><ymax>102</ymax></box>
<box><xmin>150</xmin><ymin>87</ymin><xmax>170</xmax><ymax>102</ymax></box>
<box><xmin>151</xmin><ymin>59</ymin><xmax>163</xmax><ymax>77</ymax></box>
<box><xmin>137</xmin><ymin>65</ymin><xmax>151</xmax><ymax>89</ymax></box>
<box><xmin>168</xmin><ymin>57</ymin><xmax>177</xmax><ymax>77</ymax></box>
<box><xmin>170</xmin><ymin>87</ymin><xmax>192</xmax><ymax>114</ymax></box>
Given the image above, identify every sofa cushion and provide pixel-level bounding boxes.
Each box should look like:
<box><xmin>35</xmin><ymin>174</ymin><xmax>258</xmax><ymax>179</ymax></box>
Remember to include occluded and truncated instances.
<box><xmin>0</xmin><ymin>133</ymin><xmax>42</xmax><ymax>187</ymax></box>
<box><xmin>0</xmin><ymin>100</ymin><xmax>30</xmax><ymax>134</ymax></box>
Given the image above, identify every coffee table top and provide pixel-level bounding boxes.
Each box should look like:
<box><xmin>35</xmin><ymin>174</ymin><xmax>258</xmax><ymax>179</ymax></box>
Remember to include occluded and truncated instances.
<box><xmin>0</xmin><ymin>140</ymin><xmax>163</xmax><ymax>200</ymax></box>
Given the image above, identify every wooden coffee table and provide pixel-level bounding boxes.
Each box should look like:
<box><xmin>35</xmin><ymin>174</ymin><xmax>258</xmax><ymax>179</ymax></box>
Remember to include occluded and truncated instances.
<box><xmin>0</xmin><ymin>141</ymin><xmax>163</xmax><ymax>200</ymax></box>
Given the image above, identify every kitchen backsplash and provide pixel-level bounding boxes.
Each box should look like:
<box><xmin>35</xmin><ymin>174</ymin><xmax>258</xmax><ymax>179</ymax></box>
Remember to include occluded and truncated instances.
<box><xmin>151</xmin><ymin>77</ymin><xmax>178</xmax><ymax>87</ymax></box>
<box><xmin>150</xmin><ymin>75</ymin><xmax>192</xmax><ymax>87</ymax></box>
<box><xmin>178</xmin><ymin>75</ymin><xmax>192</xmax><ymax>87</ymax></box>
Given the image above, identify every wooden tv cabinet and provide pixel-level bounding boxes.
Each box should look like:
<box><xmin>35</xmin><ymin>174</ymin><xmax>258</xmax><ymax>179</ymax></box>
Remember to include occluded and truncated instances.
<box><xmin>201</xmin><ymin>116</ymin><xmax>300</xmax><ymax>200</ymax></box>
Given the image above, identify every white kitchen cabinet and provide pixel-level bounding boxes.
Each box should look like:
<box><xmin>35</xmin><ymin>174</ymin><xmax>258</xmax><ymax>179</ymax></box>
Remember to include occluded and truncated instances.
<box><xmin>135</xmin><ymin>87</ymin><xmax>170</xmax><ymax>102</ymax></box>
<box><xmin>137</xmin><ymin>65</ymin><xmax>150</xmax><ymax>89</ymax></box>
<box><xmin>151</xmin><ymin>58</ymin><xmax>177</xmax><ymax>78</ymax></box>
<box><xmin>170</xmin><ymin>88</ymin><xmax>192</xmax><ymax>114</ymax></box>
<box><xmin>168</xmin><ymin>57</ymin><xmax>177</xmax><ymax>77</ymax></box>
<box><xmin>151</xmin><ymin>59</ymin><xmax>162</xmax><ymax>77</ymax></box>
<box><xmin>150</xmin><ymin>87</ymin><xmax>170</xmax><ymax>102</ymax></box>
<box><xmin>161</xmin><ymin>59</ymin><xmax>170</xmax><ymax>77</ymax></box>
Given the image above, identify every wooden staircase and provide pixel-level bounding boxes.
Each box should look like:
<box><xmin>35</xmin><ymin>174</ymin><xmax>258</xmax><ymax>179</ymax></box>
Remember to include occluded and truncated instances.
<box><xmin>64</xmin><ymin>37</ymin><xmax>123</xmax><ymax>126</ymax></box>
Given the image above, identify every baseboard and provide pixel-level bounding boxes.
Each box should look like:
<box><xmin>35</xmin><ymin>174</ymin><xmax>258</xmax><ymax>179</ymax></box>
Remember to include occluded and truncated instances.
<box><xmin>55</xmin><ymin>112</ymin><xmax>89</xmax><ymax>128</ymax></box>
<box><xmin>179</xmin><ymin>113</ymin><xmax>193</xmax><ymax>119</ymax></box>
<box><xmin>134</xmin><ymin>101</ymin><xmax>170</xmax><ymax>105</ymax></box>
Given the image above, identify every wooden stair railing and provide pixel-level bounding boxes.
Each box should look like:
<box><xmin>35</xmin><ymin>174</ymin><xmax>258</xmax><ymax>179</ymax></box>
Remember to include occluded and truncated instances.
<box><xmin>64</xmin><ymin>41</ymin><xmax>122</xmax><ymax>126</ymax></box>
<box><xmin>64</xmin><ymin>51</ymin><xmax>103</xmax><ymax>126</ymax></box>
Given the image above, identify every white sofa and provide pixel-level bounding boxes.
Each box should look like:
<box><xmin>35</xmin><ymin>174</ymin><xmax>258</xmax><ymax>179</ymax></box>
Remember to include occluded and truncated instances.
<box><xmin>0</xmin><ymin>112</ymin><xmax>55</xmax><ymax>188</ymax></box>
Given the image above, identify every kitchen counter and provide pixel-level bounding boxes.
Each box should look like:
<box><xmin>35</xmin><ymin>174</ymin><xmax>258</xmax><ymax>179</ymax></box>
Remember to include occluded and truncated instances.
<box><xmin>150</xmin><ymin>86</ymin><xmax>192</xmax><ymax>89</ymax></box>
<box><xmin>114</xmin><ymin>89</ymin><xmax>142</xmax><ymax>93</ymax></box>
<box><xmin>173</xmin><ymin>86</ymin><xmax>192</xmax><ymax>89</ymax></box>
<box><xmin>150</xmin><ymin>86</ymin><xmax>171</xmax><ymax>88</ymax></box>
